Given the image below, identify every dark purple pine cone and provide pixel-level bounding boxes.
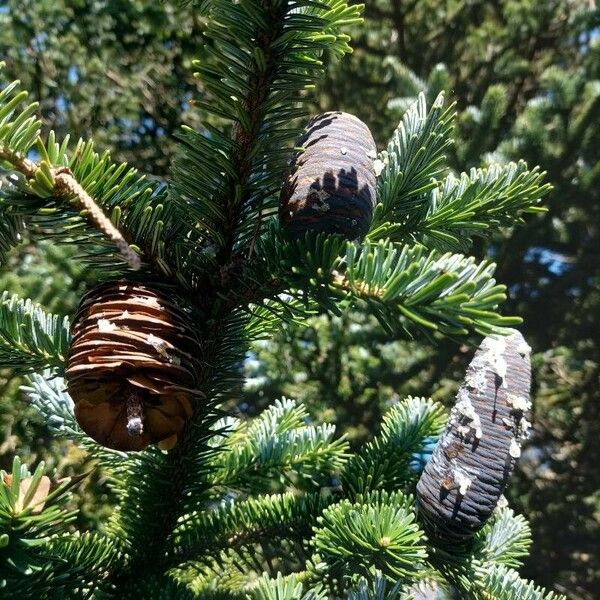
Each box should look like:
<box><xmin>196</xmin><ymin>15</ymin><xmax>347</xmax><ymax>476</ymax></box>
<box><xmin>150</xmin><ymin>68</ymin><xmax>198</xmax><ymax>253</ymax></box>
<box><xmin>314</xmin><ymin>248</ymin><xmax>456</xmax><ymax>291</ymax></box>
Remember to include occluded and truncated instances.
<box><xmin>416</xmin><ymin>330</ymin><xmax>532</xmax><ymax>545</ymax></box>
<box><xmin>279</xmin><ymin>112</ymin><xmax>377</xmax><ymax>240</ymax></box>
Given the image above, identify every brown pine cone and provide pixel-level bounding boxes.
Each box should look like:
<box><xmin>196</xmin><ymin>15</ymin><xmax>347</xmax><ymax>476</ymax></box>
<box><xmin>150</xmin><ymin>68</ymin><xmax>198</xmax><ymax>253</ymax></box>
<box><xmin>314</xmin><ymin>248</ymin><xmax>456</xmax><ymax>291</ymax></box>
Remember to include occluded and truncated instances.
<box><xmin>416</xmin><ymin>330</ymin><xmax>532</xmax><ymax>544</ymax></box>
<box><xmin>280</xmin><ymin>111</ymin><xmax>377</xmax><ymax>240</ymax></box>
<box><xmin>66</xmin><ymin>281</ymin><xmax>203</xmax><ymax>451</ymax></box>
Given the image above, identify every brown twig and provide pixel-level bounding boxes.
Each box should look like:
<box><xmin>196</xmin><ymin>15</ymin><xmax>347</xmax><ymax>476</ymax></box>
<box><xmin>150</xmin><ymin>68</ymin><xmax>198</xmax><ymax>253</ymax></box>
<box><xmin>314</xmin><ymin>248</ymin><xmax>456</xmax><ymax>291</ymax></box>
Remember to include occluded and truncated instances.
<box><xmin>0</xmin><ymin>145</ymin><xmax>141</xmax><ymax>270</ymax></box>
<box><xmin>52</xmin><ymin>167</ymin><xmax>141</xmax><ymax>270</ymax></box>
<box><xmin>0</xmin><ymin>146</ymin><xmax>37</xmax><ymax>179</ymax></box>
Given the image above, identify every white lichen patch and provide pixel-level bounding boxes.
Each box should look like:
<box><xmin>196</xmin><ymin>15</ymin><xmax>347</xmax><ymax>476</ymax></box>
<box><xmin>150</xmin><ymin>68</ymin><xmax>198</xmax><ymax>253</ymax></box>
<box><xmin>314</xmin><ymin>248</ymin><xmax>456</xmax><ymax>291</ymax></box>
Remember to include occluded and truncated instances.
<box><xmin>517</xmin><ymin>339</ymin><xmax>532</xmax><ymax>357</ymax></box>
<box><xmin>502</xmin><ymin>394</ymin><xmax>532</xmax><ymax>444</ymax></box>
<box><xmin>147</xmin><ymin>334</ymin><xmax>170</xmax><ymax>358</ymax></box>
<box><xmin>520</xmin><ymin>418</ymin><xmax>532</xmax><ymax>438</ymax></box>
<box><xmin>455</xmin><ymin>390</ymin><xmax>477</xmax><ymax>419</ymax></box>
<box><xmin>454</xmin><ymin>467</ymin><xmax>474</xmax><ymax>495</ymax></box>
<box><xmin>465</xmin><ymin>365</ymin><xmax>488</xmax><ymax>392</ymax></box>
<box><xmin>450</xmin><ymin>389</ymin><xmax>483</xmax><ymax>440</ymax></box>
<box><xmin>484</xmin><ymin>335</ymin><xmax>508</xmax><ymax>385</ymax></box>
<box><xmin>441</xmin><ymin>462</ymin><xmax>476</xmax><ymax>496</ymax></box>
<box><xmin>373</xmin><ymin>158</ymin><xmax>385</xmax><ymax>176</ymax></box>
<box><xmin>494</xmin><ymin>358</ymin><xmax>508</xmax><ymax>386</ymax></box>
<box><xmin>509</xmin><ymin>438</ymin><xmax>522</xmax><ymax>458</ymax></box>
<box><xmin>469</xmin><ymin>335</ymin><xmax>509</xmax><ymax>388</ymax></box>
<box><xmin>97</xmin><ymin>319</ymin><xmax>118</xmax><ymax>333</ymax></box>
<box><xmin>138</xmin><ymin>296</ymin><xmax>161</xmax><ymax>308</ymax></box>
<box><xmin>146</xmin><ymin>334</ymin><xmax>181</xmax><ymax>366</ymax></box>
<box><xmin>455</xmin><ymin>424</ymin><xmax>472</xmax><ymax>438</ymax></box>
<box><xmin>507</xmin><ymin>394</ymin><xmax>532</xmax><ymax>413</ymax></box>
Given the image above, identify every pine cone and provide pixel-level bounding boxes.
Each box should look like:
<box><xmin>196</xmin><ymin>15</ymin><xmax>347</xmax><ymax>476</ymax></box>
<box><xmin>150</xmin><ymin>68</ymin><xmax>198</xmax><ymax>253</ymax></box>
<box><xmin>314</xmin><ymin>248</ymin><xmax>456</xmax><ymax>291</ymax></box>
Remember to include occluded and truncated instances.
<box><xmin>66</xmin><ymin>281</ymin><xmax>203</xmax><ymax>451</ymax></box>
<box><xmin>280</xmin><ymin>111</ymin><xmax>377</xmax><ymax>240</ymax></box>
<box><xmin>416</xmin><ymin>330</ymin><xmax>532</xmax><ymax>544</ymax></box>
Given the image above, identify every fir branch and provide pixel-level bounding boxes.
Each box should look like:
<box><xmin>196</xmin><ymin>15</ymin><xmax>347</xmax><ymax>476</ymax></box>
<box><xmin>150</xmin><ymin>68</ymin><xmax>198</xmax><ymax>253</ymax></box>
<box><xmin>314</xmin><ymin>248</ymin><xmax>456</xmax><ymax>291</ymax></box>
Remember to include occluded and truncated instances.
<box><xmin>370</xmin><ymin>92</ymin><xmax>456</xmax><ymax>238</ymax></box>
<box><xmin>368</xmin><ymin>92</ymin><xmax>549</xmax><ymax>253</ymax></box>
<box><xmin>251</xmin><ymin>228</ymin><xmax>521</xmax><ymax>337</ymax></box>
<box><xmin>378</xmin><ymin>161</ymin><xmax>551</xmax><ymax>252</ymax></box>
<box><xmin>251</xmin><ymin>572</ymin><xmax>326</xmax><ymax>600</ymax></box>
<box><xmin>0</xmin><ymin>293</ymin><xmax>69</xmax><ymax>374</ymax></box>
<box><xmin>231</xmin><ymin>224</ymin><xmax>345</xmax><ymax>315</ymax></box>
<box><xmin>1</xmin><ymin>69</ymin><xmax>178</xmax><ymax>276</ymax></box>
<box><xmin>312</xmin><ymin>490</ymin><xmax>428</xmax><ymax>582</ymax></box>
<box><xmin>111</xmin><ymin>574</ymin><xmax>198</xmax><ymax>600</ymax></box>
<box><xmin>0</xmin><ymin>72</ymin><xmax>140</xmax><ymax>269</ymax></box>
<box><xmin>51</xmin><ymin>167</ymin><xmax>141</xmax><ymax>270</ymax></box>
<box><xmin>476</xmin><ymin>565</ymin><xmax>566</xmax><ymax>600</ymax></box>
<box><xmin>207</xmin><ymin>398</ymin><xmax>349</xmax><ymax>493</ymax></box>
<box><xmin>0</xmin><ymin>63</ymin><xmax>41</xmax><ymax>163</ymax></box>
<box><xmin>11</xmin><ymin>532</ymin><xmax>123</xmax><ymax>600</ymax></box>
<box><xmin>342</xmin><ymin>397</ymin><xmax>446</xmax><ymax>497</ymax></box>
<box><xmin>179</xmin><ymin>549</ymin><xmax>251</xmax><ymax>597</ymax></box>
<box><xmin>401</xmin><ymin>580</ymin><xmax>452</xmax><ymax>600</ymax></box>
<box><xmin>180</xmin><ymin>543</ymin><xmax>299</xmax><ymax>598</ymax></box>
<box><xmin>0</xmin><ymin>64</ymin><xmax>36</xmax><ymax>263</ymax></box>
<box><xmin>22</xmin><ymin>372</ymin><xmax>130</xmax><ymax>470</ymax></box>
<box><xmin>104</xmin><ymin>417</ymin><xmax>220</xmax><ymax>577</ymax></box>
<box><xmin>244</xmin><ymin>297</ymin><xmax>317</xmax><ymax>340</ymax></box>
<box><xmin>22</xmin><ymin>372</ymin><xmax>82</xmax><ymax>439</ymax></box>
<box><xmin>171</xmin><ymin>0</ymin><xmax>363</xmax><ymax>270</ymax></box>
<box><xmin>473</xmin><ymin>507</ymin><xmax>532</xmax><ymax>570</ymax></box>
<box><xmin>3</xmin><ymin>139</ymin><xmax>151</xmax><ymax>274</ymax></box>
<box><xmin>0</xmin><ymin>457</ymin><xmax>77</xmax><ymax>538</ymax></box>
<box><xmin>170</xmin><ymin>492</ymin><xmax>332</xmax><ymax>564</ymax></box>
<box><xmin>106</xmin><ymin>451</ymin><xmax>183</xmax><ymax>555</ymax></box>
<box><xmin>347</xmin><ymin>571</ymin><xmax>403</xmax><ymax>600</ymax></box>
<box><xmin>337</xmin><ymin>241</ymin><xmax>521</xmax><ymax>336</ymax></box>
<box><xmin>0</xmin><ymin>458</ymin><xmax>94</xmax><ymax>597</ymax></box>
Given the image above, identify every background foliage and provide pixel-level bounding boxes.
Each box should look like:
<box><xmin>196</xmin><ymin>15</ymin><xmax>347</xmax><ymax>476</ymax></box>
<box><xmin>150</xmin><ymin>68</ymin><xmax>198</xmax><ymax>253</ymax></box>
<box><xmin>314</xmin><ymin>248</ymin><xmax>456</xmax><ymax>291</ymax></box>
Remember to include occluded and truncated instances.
<box><xmin>0</xmin><ymin>1</ymin><xmax>598</xmax><ymax>597</ymax></box>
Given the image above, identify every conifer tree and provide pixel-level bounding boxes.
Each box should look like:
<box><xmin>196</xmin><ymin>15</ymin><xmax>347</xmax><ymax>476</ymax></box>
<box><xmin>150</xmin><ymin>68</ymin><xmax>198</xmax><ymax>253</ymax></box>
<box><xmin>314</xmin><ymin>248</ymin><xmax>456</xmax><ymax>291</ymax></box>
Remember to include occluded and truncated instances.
<box><xmin>0</xmin><ymin>2</ymin><xmax>562</xmax><ymax>598</ymax></box>
<box><xmin>0</xmin><ymin>0</ymin><xmax>204</xmax><ymax>174</ymax></box>
<box><xmin>249</xmin><ymin>3</ymin><xmax>599</xmax><ymax>596</ymax></box>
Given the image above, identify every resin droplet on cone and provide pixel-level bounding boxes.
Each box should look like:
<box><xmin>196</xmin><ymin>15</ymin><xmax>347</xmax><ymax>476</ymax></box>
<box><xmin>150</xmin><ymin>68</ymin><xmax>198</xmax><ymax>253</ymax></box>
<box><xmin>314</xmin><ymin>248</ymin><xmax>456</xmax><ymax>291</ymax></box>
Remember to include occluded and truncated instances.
<box><xmin>66</xmin><ymin>281</ymin><xmax>203</xmax><ymax>451</ymax></box>
<box><xmin>280</xmin><ymin>111</ymin><xmax>377</xmax><ymax>240</ymax></box>
<box><xmin>416</xmin><ymin>330</ymin><xmax>532</xmax><ymax>544</ymax></box>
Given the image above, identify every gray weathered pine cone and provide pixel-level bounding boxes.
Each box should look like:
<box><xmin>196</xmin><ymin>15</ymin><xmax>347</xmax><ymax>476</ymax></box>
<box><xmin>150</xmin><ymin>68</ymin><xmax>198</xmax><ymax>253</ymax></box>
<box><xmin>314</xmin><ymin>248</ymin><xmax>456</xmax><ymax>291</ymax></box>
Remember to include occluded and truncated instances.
<box><xmin>416</xmin><ymin>329</ymin><xmax>532</xmax><ymax>544</ymax></box>
<box><xmin>279</xmin><ymin>111</ymin><xmax>377</xmax><ymax>240</ymax></box>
